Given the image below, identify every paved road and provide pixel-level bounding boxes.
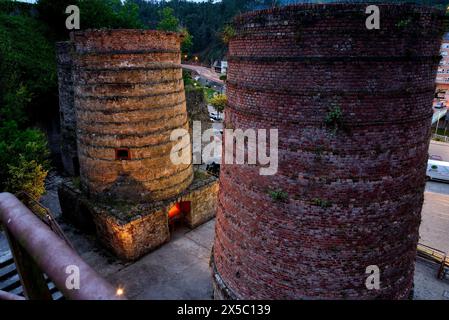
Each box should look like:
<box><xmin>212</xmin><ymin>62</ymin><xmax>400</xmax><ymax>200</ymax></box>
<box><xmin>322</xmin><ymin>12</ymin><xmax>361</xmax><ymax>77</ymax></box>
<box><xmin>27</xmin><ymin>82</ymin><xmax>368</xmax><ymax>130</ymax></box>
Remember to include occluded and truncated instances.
<box><xmin>429</xmin><ymin>141</ymin><xmax>449</xmax><ymax>162</ymax></box>
<box><xmin>426</xmin><ymin>181</ymin><xmax>449</xmax><ymax>195</ymax></box>
<box><xmin>182</xmin><ymin>64</ymin><xmax>224</xmax><ymax>85</ymax></box>
<box><xmin>420</xmin><ymin>187</ymin><xmax>449</xmax><ymax>253</ymax></box>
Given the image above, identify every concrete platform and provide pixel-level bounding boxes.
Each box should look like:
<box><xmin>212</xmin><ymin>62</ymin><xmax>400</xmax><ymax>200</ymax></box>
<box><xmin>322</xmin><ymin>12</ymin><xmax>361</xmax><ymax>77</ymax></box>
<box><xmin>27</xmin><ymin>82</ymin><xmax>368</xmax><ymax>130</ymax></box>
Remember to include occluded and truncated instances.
<box><xmin>59</xmin><ymin>219</ymin><xmax>216</xmax><ymax>300</ymax></box>
<box><xmin>421</xmin><ymin>183</ymin><xmax>449</xmax><ymax>253</ymax></box>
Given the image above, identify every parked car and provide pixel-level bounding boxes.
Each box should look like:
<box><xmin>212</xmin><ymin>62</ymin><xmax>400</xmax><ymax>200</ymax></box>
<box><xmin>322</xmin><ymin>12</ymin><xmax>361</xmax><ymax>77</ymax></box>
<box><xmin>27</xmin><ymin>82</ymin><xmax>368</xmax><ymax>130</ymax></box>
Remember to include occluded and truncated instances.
<box><xmin>427</xmin><ymin>160</ymin><xmax>449</xmax><ymax>182</ymax></box>
<box><xmin>206</xmin><ymin>162</ymin><xmax>220</xmax><ymax>177</ymax></box>
<box><xmin>209</xmin><ymin>115</ymin><xmax>222</xmax><ymax>122</ymax></box>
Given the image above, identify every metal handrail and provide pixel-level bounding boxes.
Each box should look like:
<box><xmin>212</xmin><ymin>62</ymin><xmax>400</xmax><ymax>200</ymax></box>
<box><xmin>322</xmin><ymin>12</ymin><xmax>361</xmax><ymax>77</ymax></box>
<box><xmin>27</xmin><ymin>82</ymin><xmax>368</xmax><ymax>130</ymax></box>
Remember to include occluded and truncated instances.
<box><xmin>0</xmin><ymin>290</ymin><xmax>26</xmax><ymax>301</ymax></box>
<box><xmin>16</xmin><ymin>191</ymin><xmax>74</xmax><ymax>249</ymax></box>
<box><xmin>0</xmin><ymin>192</ymin><xmax>124</xmax><ymax>300</ymax></box>
<box><xmin>417</xmin><ymin>243</ymin><xmax>449</xmax><ymax>279</ymax></box>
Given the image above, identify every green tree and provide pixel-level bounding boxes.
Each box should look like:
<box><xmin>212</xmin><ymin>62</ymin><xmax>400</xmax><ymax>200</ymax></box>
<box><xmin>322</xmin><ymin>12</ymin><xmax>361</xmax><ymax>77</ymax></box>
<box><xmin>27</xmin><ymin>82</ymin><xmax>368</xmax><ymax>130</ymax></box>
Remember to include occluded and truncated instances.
<box><xmin>5</xmin><ymin>156</ymin><xmax>48</xmax><ymax>199</ymax></box>
<box><xmin>77</xmin><ymin>0</ymin><xmax>143</xmax><ymax>30</ymax></box>
<box><xmin>157</xmin><ymin>7</ymin><xmax>194</xmax><ymax>55</ymax></box>
<box><xmin>0</xmin><ymin>7</ymin><xmax>52</xmax><ymax>199</ymax></box>
<box><xmin>0</xmin><ymin>12</ymin><xmax>56</xmax><ymax>124</ymax></box>
<box><xmin>221</xmin><ymin>25</ymin><xmax>236</xmax><ymax>44</ymax></box>
<box><xmin>0</xmin><ymin>121</ymin><xmax>50</xmax><ymax>199</ymax></box>
<box><xmin>209</xmin><ymin>94</ymin><xmax>227</xmax><ymax>114</ymax></box>
<box><xmin>180</xmin><ymin>27</ymin><xmax>193</xmax><ymax>54</ymax></box>
<box><xmin>36</xmin><ymin>0</ymin><xmax>143</xmax><ymax>40</ymax></box>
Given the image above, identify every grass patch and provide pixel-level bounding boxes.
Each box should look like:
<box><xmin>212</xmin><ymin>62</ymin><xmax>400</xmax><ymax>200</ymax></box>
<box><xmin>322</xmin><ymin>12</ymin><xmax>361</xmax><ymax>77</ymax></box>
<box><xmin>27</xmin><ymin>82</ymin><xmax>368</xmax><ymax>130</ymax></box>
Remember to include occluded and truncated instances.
<box><xmin>268</xmin><ymin>189</ymin><xmax>289</xmax><ymax>203</ymax></box>
<box><xmin>312</xmin><ymin>198</ymin><xmax>332</xmax><ymax>208</ymax></box>
<box><xmin>434</xmin><ymin>128</ymin><xmax>449</xmax><ymax>137</ymax></box>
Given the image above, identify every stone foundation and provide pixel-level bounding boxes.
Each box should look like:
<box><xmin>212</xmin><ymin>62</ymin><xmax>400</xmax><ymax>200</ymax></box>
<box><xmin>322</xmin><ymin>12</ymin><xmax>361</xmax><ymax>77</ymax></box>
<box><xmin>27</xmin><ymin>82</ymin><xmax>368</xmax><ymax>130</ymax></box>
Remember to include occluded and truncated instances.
<box><xmin>210</xmin><ymin>251</ymin><xmax>239</xmax><ymax>300</ymax></box>
<box><xmin>58</xmin><ymin>171</ymin><xmax>218</xmax><ymax>260</ymax></box>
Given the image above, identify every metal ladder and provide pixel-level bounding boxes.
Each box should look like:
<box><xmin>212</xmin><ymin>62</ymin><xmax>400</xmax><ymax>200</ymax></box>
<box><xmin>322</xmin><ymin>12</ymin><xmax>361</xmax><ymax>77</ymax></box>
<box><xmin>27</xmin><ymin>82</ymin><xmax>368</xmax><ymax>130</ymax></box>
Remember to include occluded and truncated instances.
<box><xmin>0</xmin><ymin>252</ymin><xmax>64</xmax><ymax>300</ymax></box>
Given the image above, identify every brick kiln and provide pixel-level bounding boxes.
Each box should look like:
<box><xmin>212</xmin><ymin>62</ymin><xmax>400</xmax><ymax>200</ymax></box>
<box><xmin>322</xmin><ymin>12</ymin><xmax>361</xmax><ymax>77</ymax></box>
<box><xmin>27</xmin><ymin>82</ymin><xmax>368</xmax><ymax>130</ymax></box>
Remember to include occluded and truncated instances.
<box><xmin>212</xmin><ymin>4</ymin><xmax>445</xmax><ymax>299</ymax></box>
<box><xmin>57</xmin><ymin>30</ymin><xmax>218</xmax><ymax>260</ymax></box>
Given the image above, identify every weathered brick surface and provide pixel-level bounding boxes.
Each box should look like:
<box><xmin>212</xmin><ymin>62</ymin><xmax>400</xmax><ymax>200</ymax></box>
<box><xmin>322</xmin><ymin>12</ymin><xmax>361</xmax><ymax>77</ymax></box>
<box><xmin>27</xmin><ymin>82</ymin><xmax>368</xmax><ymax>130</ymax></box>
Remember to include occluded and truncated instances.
<box><xmin>185</xmin><ymin>87</ymin><xmax>214</xmax><ymax>160</ymax></box>
<box><xmin>213</xmin><ymin>4</ymin><xmax>445</xmax><ymax>300</ymax></box>
<box><xmin>71</xmin><ymin>30</ymin><xmax>193</xmax><ymax>202</ymax></box>
<box><xmin>56</xmin><ymin>41</ymin><xmax>78</xmax><ymax>176</ymax></box>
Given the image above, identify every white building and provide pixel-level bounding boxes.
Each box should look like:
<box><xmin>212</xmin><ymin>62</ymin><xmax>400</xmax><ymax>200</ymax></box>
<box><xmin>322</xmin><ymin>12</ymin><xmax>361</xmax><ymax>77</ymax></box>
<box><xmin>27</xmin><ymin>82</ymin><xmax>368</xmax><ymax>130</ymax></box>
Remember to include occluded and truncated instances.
<box><xmin>213</xmin><ymin>60</ymin><xmax>228</xmax><ymax>75</ymax></box>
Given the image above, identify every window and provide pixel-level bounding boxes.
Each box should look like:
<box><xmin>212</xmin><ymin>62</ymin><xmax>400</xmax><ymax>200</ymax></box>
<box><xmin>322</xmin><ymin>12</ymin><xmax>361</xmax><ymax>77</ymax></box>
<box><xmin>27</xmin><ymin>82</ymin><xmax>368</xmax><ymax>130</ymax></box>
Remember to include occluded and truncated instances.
<box><xmin>115</xmin><ymin>148</ymin><xmax>130</xmax><ymax>161</ymax></box>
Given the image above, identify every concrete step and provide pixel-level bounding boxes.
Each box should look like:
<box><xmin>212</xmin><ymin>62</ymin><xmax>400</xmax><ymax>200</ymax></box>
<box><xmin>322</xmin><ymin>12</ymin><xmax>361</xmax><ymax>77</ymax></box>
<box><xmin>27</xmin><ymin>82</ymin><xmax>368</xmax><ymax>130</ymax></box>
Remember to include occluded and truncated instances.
<box><xmin>0</xmin><ymin>262</ymin><xmax>16</xmax><ymax>282</ymax></box>
<box><xmin>0</xmin><ymin>273</ymin><xmax>21</xmax><ymax>292</ymax></box>
<box><xmin>0</xmin><ymin>253</ymin><xmax>13</xmax><ymax>269</ymax></box>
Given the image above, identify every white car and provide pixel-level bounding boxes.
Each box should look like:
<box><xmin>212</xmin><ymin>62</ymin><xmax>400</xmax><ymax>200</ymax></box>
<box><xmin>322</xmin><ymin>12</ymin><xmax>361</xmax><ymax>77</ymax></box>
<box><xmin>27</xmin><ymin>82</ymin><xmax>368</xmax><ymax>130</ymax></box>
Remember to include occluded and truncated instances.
<box><xmin>427</xmin><ymin>160</ymin><xmax>449</xmax><ymax>182</ymax></box>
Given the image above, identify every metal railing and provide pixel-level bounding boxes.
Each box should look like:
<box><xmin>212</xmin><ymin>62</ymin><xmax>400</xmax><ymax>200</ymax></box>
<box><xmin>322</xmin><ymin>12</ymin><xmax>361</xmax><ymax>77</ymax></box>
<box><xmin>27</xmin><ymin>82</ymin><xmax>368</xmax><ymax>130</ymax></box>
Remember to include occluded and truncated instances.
<box><xmin>417</xmin><ymin>243</ymin><xmax>449</xmax><ymax>280</ymax></box>
<box><xmin>432</xmin><ymin>134</ymin><xmax>449</xmax><ymax>143</ymax></box>
<box><xmin>0</xmin><ymin>192</ymin><xmax>124</xmax><ymax>300</ymax></box>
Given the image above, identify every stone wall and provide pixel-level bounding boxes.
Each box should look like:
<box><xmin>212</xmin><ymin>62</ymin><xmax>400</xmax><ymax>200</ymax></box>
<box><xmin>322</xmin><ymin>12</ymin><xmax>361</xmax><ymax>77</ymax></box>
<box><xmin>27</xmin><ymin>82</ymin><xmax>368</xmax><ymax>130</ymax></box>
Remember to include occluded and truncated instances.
<box><xmin>213</xmin><ymin>4</ymin><xmax>445</xmax><ymax>300</ymax></box>
<box><xmin>56</xmin><ymin>41</ymin><xmax>78</xmax><ymax>176</ymax></box>
<box><xmin>185</xmin><ymin>172</ymin><xmax>219</xmax><ymax>228</ymax></box>
<box><xmin>185</xmin><ymin>86</ymin><xmax>214</xmax><ymax>162</ymax></box>
<box><xmin>59</xmin><ymin>171</ymin><xmax>218</xmax><ymax>260</ymax></box>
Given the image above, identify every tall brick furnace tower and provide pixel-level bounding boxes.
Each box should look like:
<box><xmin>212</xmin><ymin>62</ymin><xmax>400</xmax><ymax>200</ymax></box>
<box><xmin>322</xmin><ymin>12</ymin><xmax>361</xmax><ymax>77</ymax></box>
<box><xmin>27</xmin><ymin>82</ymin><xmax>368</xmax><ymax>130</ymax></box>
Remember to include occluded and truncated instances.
<box><xmin>58</xmin><ymin>30</ymin><xmax>218</xmax><ymax>260</ymax></box>
<box><xmin>212</xmin><ymin>4</ymin><xmax>445</xmax><ymax>299</ymax></box>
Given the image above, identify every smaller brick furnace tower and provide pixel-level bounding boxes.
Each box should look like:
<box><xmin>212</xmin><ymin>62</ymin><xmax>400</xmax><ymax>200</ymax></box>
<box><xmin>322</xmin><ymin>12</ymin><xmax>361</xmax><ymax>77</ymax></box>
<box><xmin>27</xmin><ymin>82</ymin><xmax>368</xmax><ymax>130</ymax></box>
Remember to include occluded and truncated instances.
<box><xmin>212</xmin><ymin>4</ymin><xmax>445</xmax><ymax>300</ymax></box>
<box><xmin>72</xmin><ymin>30</ymin><xmax>193</xmax><ymax>202</ymax></box>
<box><xmin>58</xmin><ymin>30</ymin><xmax>218</xmax><ymax>260</ymax></box>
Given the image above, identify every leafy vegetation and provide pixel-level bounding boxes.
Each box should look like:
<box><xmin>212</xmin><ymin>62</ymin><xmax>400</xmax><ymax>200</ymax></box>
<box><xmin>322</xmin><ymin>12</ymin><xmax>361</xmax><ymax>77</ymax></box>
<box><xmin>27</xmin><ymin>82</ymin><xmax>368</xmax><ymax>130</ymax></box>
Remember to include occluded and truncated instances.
<box><xmin>268</xmin><ymin>189</ymin><xmax>289</xmax><ymax>203</ymax></box>
<box><xmin>0</xmin><ymin>0</ymin><xmax>146</xmax><ymax>199</ymax></box>
<box><xmin>157</xmin><ymin>7</ymin><xmax>193</xmax><ymax>54</ymax></box>
<box><xmin>5</xmin><ymin>156</ymin><xmax>48</xmax><ymax>199</ymax></box>
<box><xmin>209</xmin><ymin>94</ymin><xmax>227</xmax><ymax>114</ymax></box>
<box><xmin>324</xmin><ymin>106</ymin><xmax>344</xmax><ymax>135</ymax></box>
<box><xmin>0</xmin><ymin>8</ymin><xmax>55</xmax><ymax>199</ymax></box>
<box><xmin>36</xmin><ymin>0</ymin><xmax>143</xmax><ymax>40</ymax></box>
<box><xmin>312</xmin><ymin>198</ymin><xmax>332</xmax><ymax>209</ymax></box>
<box><xmin>157</xmin><ymin>7</ymin><xmax>180</xmax><ymax>32</ymax></box>
<box><xmin>133</xmin><ymin>0</ymin><xmax>260</xmax><ymax>63</ymax></box>
<box><xmin>434</xmin><ymin>127</ymin><xmax>449</xmax><ymax>137</ymax></box>
<box><xmin>221</xmin><ymin>25</ymin><xmax>236</xmax><ymax>44</ymax></box>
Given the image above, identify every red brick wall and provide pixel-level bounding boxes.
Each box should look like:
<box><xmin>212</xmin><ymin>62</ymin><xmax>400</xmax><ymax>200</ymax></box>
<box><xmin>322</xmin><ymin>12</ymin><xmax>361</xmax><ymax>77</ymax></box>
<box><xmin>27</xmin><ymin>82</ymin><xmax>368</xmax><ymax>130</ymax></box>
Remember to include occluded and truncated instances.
<box><xmin>213</xmin><ymin>4</ymin><xmax>445</xmax><ymax>299</ymax></box>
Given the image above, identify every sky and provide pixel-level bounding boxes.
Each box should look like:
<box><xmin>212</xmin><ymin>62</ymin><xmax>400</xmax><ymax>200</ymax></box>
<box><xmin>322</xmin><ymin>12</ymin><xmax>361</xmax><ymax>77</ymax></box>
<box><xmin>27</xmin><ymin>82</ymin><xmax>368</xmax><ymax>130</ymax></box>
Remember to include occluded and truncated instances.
<box><xmin>17</xmin><ymin>0</ymin><xmax>216</xmax><ymax>3</ymax></box>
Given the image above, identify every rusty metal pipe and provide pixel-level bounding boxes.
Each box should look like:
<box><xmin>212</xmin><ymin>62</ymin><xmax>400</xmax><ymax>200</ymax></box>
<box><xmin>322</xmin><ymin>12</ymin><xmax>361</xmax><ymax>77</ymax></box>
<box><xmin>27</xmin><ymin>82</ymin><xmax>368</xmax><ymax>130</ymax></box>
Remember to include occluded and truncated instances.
<box><xmin>0</xmin><ymin>193</ymin><xmax>124</xmax><ymax>300</ymax></box>
<box><xmin>0</xmin><ymin>290</ymin><xmax>26</xmax><ymax>301</ymax></box>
